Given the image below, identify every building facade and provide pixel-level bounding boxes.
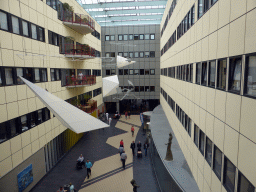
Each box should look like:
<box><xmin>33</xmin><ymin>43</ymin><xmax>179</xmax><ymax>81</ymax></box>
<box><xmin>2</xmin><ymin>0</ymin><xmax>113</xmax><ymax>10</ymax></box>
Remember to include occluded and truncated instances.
<box><xmin>102</xmin><ymin>25</ymin><xmax>160</xmax><ymax>113</ymax></box>
<box><xmin>160</xmin><ymin>0</ymin><xmax>256</xmax><ymax>192</ymax></box>
<box><xmin>0</xmin><ymin>0</ymin><xmax>103</xmax><ymax>191</ymax></box>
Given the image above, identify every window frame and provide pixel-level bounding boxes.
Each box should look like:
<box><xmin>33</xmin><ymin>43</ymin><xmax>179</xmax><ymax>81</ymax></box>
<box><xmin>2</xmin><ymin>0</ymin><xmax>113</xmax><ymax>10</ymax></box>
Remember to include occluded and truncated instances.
<box><xmin>118</xmin><ymin>34</ymin><xmax>123</xmax><ymax>41</ymax></box>
<box><xmin>205</xmin><ymin>137</ymin><xmax>213</xmax><ymax>166</ymax></box>
<box><xmin>244</xmin><ymin>53</ymin><xmax>256</xmax><ymax>99</ymax></box>
<box><xmin>194</xmin><ymin>124</ymin><xmax>199</xmax><ymax>147</ymax></box>
<box><xmin>213</xmin><ymin>145</ymin><xmax>222</xmax><ymax>180</ymax></box>
<box><xmin>228</xmin><ymin>56</ymin><xmax>242</xmax><ymax>94</ymax></box>
<box><xmin>223</xmin><ymin>156</ymin><xmax>236</xmax><ymax>192</ymax></box>
<box><xmin>105</xmin><ymin>35</ymin><xmax>110</xmax><ymax>41</ymax></box>
<box><xmin>196</xmin><ymin>63</ymin><xmax>201</xmax><ymax>84</ymax></box>
<box><xmin>208</xmin><ymin>60</ymin><xmax>216</xmax><ymax>88</ymax></box>
<box><xmin>0</xmin><ymin>10</ymin><xmax>9</xmax><ymax>31</ymax></box>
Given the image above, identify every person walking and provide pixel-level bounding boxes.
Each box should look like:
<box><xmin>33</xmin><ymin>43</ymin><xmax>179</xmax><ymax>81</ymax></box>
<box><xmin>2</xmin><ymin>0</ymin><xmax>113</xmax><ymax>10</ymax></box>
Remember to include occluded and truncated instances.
<box><xmin>120</xmin><ymin>150</ymin><xmax>127</xmax><ymax>169</ymax></box>
<box><xmin>130</xmin><ymin>179</ymin><xmax>140</xmax><ymax>192</ymax></box>
<box><xmin>119</xmin><ymin>145</ymin><xmax>124</xmax><ymax>156</ymax></box>
<box><xmin>128</xmin><ymin>111</ymin><xmax>131</xmax><ymax>119</ymax></box>
<box><xmin>109</xmin><ymin>117</ymin><xmax>112</xmax><ymax>125</ymax></box>
<box><xmin>106</xmin><ymin>112</ymin><xmax>109</xmax><ymax>121</ymax></box>
<box><xmin>85</xmin><ymin>159</ymin><xmax>93</xmax><ymax>179</ymax></box>
<box><xmin>137</xmin><ymin>141</ymin><xmax>142</xmax><ymax>150</ymax></box>
<box><xmin>144</xmin><ymin>142</ymin><xmax>149</xmax><ymax>156</ymax></box>
<box><xmin>125</xmin><ymin>111</ymin><xmax>128</xmax><ymax>120</ymax></box>
<box><xmin>120</xmin><ymin>139</ymin><xmax>124</xmax><ymax>147</ymax></box>
<box><xmin>57</xmin><ymin>186</ymin><xmax>65</xmax><ymax>192</ymax></box>
<box><xmin>130</xmin><ymin>141</ymin><xmax>136</xmax><ymax>156</ymax></box>
<box><xmin>131</xmin><ymin>126</ymin><xmax>135</xmax><ymax>137</ymax></box>
<box><xmin>69</xmin><ymin>183</ymin><xmax>75</xmax><ymax>192</ymax></box>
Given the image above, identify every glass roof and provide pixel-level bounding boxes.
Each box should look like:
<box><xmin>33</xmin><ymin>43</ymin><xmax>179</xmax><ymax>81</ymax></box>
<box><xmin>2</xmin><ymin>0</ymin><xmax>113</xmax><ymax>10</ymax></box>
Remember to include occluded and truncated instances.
<box><xmin>79</xmin><ymin>0</ymin><xmax>167</xmax><ymax>26</ymax></box>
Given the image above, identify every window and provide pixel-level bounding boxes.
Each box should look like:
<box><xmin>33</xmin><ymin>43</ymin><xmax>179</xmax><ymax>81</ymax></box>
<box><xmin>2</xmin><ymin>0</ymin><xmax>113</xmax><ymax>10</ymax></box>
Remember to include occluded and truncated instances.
<box><xmin>150</xmin><ymin>86</ymin><xmax>155</xmax><ymax>92</ymax></box>
<box><xmin>129</xmin><ymin>52</ymin><xmax>133</xmax><ymax>58</ymax></box>
<box><xmin>140</xmin><ymin>69</ymin><xmax>144</xmax><ymax>75</ymax></box>
<box><xmin>217</xmin><ymin>59</ymin><xmax>227</xmax><ymax>90</ymax></box>
<box><xmin>150</xmin><ymin>69</ymin><xmax>155</xmax><ymax>75</ymax></box>
<box><xmin>111</xmin><ymin>69</ymin><xmax>115</xmax><ymax>75</ymax></box>
<box><xmin>22</xmin><ymin>21</ymin><xmax>29</xmax><ymax>36</ymax></box>
<box><xmin>190</xmin><ymin>64</ymin><xmax>193</xmax><ymax>83</ymax></box>
<box><xmin>145</xmin><ymin>69</ymin><xmax>149</xmax><ymax>75</ymax></box>
<box><xmin>140</xmin><ymin>86</ymin><xmax>144</xmax><ymax>92</ymax></box>
<box><xmin>135</xmin><ymin>86</ymin><xmax>139</xmax><ymax>92</ymax></box>
<box><xmin>201</xmin><ymin>62</ymin><xmax>207</xmax><ymax>85</ymax></box>
<box><xmin>0</xmin><ymin>122</ymin><xmax>7</xmax><ymax>143</ymax></box>
<box><xmin>145</xmin><ymin>34</ymin><xmax>150</xmax><ymax>40</ymax></box>
<box><xmin>150</xmin><ymin>34</ymin><xmax>155</xmax><ymax>40</ymax></box>
<box><xmin>213</xmin><ymin>146</ymin><xmax>222</xmax><ymax>180</ymax></box>
<box><xmin>119</xmin><ymin>69</ymin><xmax>123</xmax><ymax>75</ymax></box>
<box><xmin>105</xmin><ymin>35</ymin><xmax>109</xmax><ymax>41</ymax></box>
<box><xmin>38</xmin><ymin>27</ymin><xmax>44</xmax><ymax>41</ymax></box>
<box><xmin>106</xmin><ymin>69</ymin><xmax>110</xmax><ymax>76</ymax></box>
<box><xmin>150</xmin><ymin>51</ymin><xmax>155</xmax><ymax>57</ymax></box>
<box><xmin>124</xmin><ymin>69</ymin><xmax>128</xmax><ymax>75</ymax></box>
<box><xmin>25</xmin><ymin>68</ymin><xmax>33</xmax><ymax>82</ymax></box>
<box><xmin>37</xmin><ymin>109</ymin><xmax>43</xmax><ymax>125</ymax></box>
<box><xmin>110</xmin><ymin>35</ymin><xmax>115</xmax><ymax>41</ymax></box>
<box><xmin>187</xmin><ymin>118</ymin><xmax>191</xmax><ymax>136</ymax></box>
<box><xmin>194</xmin><ymin>124</ymin><xmax>199</xmax><ymax>147</ymax></box>
<box><xmin>229</xmin><ymin>57</ymin><xmax>242</xmax><ymax>93</ymax></box>
<box><xmin>53</xmin><ymin>33</ymin><xmax>58</xmax><ymax>45</ymax></box>
<box><xmin>199</xmin><ymin>130</ymin><xmax>205</xmax><ymax>155</ymax></box>
<box><xmin>196</xmin><ymin>63</ymin><xmax>201</xmax><ymax>84</ymax></box>
<box><xmin>134</xmin><ymin>52</ymin><xmax>139</xmax><ymax>58</ymax></box>
<box><xmin>211</xmin><ymin>0</ymin><xmax>218</xmax><ymax>5</ymax></box>
<box><xmin>31</xmin><ymin>24</ymin><xmax>37</xmax><ymax>40</ymax></box>
<box><xmin>118</xmin><ymin>35</ymin><xmax>123</xmax><ymax>41</ymax></box>
<box><xmin>118</xmin><ymin>52</ymin><xmax>123</xmax><ymax>57</ymax></box>
<box><xmin>106</xmin><ymin>53</ymin><xmax>110</xmax><ymax>57</ymax></box>
<box><xmin>204</xmin><ymin>0</ymin><xmax>210</xmax><ymax>12</ymax></box>
<box><xmin>41</xmin><ymin>68</ymin><xmax>47</xmax><ymax>82</ymax></box>
<box><xmin>145</xmin><ymin>52</ymin><xmax>149</xmax><ymax>58</ymax></box>
<box><xmin>0</xmin><ymin>11</ymin><xmax>8</xmax><ymax>30</ymax></box>
<box><xmin>237</xmin><ymin>172</ymin><xmax>255</xmax><ymax>192</ymax></box>
<box><xmin>44</xmin><ymin>108</ymin><xmax>50</xmax><ymax>121</ymax></box>
<box><xmin>123</xmin><ymin>52</ymin><xmax>128</xmax><ymax>58</ymax></box>
<box><xmin>12</xmin><ymin>16</ymin><xmax>20</xmax><ymax>34</ymax></box>
<box><xmin>145</xmin><ymin>86</ymin><xmax>150</xmax><ymax>92</ymax></box>
<box><xmin>16</xmin><ymin>68</ymin><xmax>24</xmax><ymax>85</ymax></box>
<box><xmin>51</xmin><ymin>69</ymin><xmax>55</xmax><ymax>81</ymax></box>
<box><xmin>191</xmin><ymin>5</ymin><xmax>195</xmax><ymax>25</ymax></box>
<box><xmin>208</xmin><ymin>60</ymin><xmax>216</xmax><ymax>87</ymax></box>
<box><xmin>123</xmin><ymin>35</ymin><xmax>128</xmax><ymax>41</ymax></box>
<box><xmin>34</xmin><ymin>68</ymin><xmax>40</xmax><ymax>83</ymax></box>
<box><xmin>129</xmin><ymin>69</ymin><xmax>133</xmax><ymax>75</ymax></box>
<box><xmin>198</xmin><ymin>0</ymin><xmax>204</xmax><ymax>18</ymax></box>
<box><xmin>139</xmin><ymin>52</ymin><xmax>144</xmax><ymax>58</ymax></box>
<box><xmin>245</xmin><ymin>55</ymin><xmax>256</xmax><ymax>97</ymax></box>
<box><xmin>134</xmin><ymin>34</ymin><xmax>139</xmax><ymax>40</ymax></box>
<box><xmin>9</xmin><ymin>119</ymin><xmax>18</xmax><ymax>138</ymax></box>
<box><xmin>223</xmin><ymin>157</ymin><xmax>236</xmax><ymax>192</ymax></box>
<box><xmin>205</xmin><ymin>137</ymin><xmax>212</xmax><ymax>166</ymax></box>
<box><xmin>129</xmin><ymin>34</ymin><xmax>133</xmax><ymax>40</ymax></box>
<box><xmin>5</xmin><ymin>68</ymin><xmax>14</xmax><ymax>85</ymax></box>
<box><xmin>55</xmin><ymin>69</ymin><xmax>60</xmax><ymax>80</ymax></box>
<box><xmin>134</xmin><ymin>69</ymin><xmax>139</xmax><ymax>75</ymax></box>
<box><xmin>21</xmin><ymin>115</ymin><xmax>28</xmax><ymax>132</ymax></box>
<box><xmin>139</xmin><ymin>34</ymin><xmax>144</xmax><ymax>40</ymax></box>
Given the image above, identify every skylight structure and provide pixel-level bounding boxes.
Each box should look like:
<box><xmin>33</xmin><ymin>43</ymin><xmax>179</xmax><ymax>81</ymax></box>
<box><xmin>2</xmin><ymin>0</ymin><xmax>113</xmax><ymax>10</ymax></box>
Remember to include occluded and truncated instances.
<box><xmin>80</xmin><ymin>0</ymin><xmax>167</xmax><ymax>26</ymax></box>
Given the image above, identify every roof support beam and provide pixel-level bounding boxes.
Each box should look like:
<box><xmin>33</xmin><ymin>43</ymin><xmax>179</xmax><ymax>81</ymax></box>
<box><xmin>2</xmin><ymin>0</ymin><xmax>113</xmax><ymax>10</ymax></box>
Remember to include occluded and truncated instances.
<box><xmin>83</xmin><ymin>1</ymin><xmax>167</xmax><ymax>9</ymax></box>
<box><xmin>87</xmin><ymin>8</ymin><xmax>165</xmax><ymax>17</ymax></box>
<box><xmin>99</xmin><ymin>20</ymin><xmax>161</xmax><ymax>26</ymax></box>
<box><xmin>95</xmin><ymin>14</ymin><xmax>163</xmax><ymax>21</ymax></box>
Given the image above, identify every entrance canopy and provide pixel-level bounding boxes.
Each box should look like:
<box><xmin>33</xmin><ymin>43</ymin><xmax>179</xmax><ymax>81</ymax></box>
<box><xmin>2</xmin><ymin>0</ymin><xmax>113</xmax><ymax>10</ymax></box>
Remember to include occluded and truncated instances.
<box><xmin>20</xmin><ymin>76</ymin><xmax>109</xmax><ymax>134</ymax></box>
<box><xmin>102</xmin><ymin>75</ymin><xmax>120</xmax><ymax>97</ymax></box>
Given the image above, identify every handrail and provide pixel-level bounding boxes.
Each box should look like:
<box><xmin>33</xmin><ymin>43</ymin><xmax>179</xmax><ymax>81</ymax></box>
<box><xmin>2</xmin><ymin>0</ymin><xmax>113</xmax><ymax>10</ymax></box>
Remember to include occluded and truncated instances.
<box><xmin>64</xmin><ymin>44</ymin><xmax>96</xmax><ymax>57</ymax></box>
<box><xmin>64</xmin><ymin>75</ymin><xmax>96</xmax><ymax>87</ymax></box>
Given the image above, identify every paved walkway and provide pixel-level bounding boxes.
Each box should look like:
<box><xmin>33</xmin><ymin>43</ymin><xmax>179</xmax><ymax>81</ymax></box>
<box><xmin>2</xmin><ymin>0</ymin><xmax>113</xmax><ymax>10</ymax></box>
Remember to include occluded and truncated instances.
<box><xmin>31</xmin><ymin>115</ymin><xmax>159</xmax><ymax>192</ymax></box>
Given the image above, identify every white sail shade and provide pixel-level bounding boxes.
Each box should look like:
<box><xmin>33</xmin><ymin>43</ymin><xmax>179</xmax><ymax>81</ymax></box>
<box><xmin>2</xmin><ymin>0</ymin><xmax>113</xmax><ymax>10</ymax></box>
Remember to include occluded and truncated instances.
<box><xmin>116</xmin><ymin>55</ymin><xmax>135</xmax><ymax>68</ymax></box>
<box><xmin>102</xmin><ymin>75</ymin><xmax>120</xmax><ymax>97</ymax></box>
<box><xmin>19</xmin><ymin>76</ymin><xmax>109</xmax><ymax>134</ymax></box>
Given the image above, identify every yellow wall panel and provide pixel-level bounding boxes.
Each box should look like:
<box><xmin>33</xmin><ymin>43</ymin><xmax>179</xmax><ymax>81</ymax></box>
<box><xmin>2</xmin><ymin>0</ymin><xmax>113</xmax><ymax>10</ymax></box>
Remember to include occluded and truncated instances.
<box><xmin>5</xmin><ymin>86</ymin><xmax>18</xmax><ymax>103</ymax></box>
<box><xmin>27</xmin><ymin>97</ymin><xmax>37</xmax><ymax>112</ymax></box>
<box><xmin>30</xmin><ymin>127</ymin><xmax>39</xmax><ymax>142</ymax></box>
<box><xmin>12</xmin><ymin>34</ymin><xmax>23</xmax><ymax>51</ymax></box>
<box><xmin>0</xmin><ymin>157</ymin><xmax>13</xmax><ymax>178</ymax></box>
<box><xmin>12</xmin><ymin>150</ymin><xmax>23</xmax><ymax>168</ymax></box>
<box><xmin>39</xmin><ymin>136</ymin><xmax>46</xmax><ymax>149</ymax></box>
<box><xmin>20</xmin><ymin>3</ymin><xmax>30</xmax><ymax>21</ymax></box>
<box><xmin>10</xmin><ymin>135</ymin><xmax>22</xmax><ymax>154</ymax></box>
<box><xmin>208</xmin><ymin>32</ymin><xmax>218</xmax><ymax>60</ymax></box>
<box><xmin>245</xmin><ymin>9</ymin><xmax>256</xmax><ymax>54</ymax></box>
<box><xmin>17</xmin><ymin>85</ymin><xmax>27</xmax><ymax>101</ymax></box>
<box><xmin>247</xmin><ymin>0</ymin><xmax>256</xmax><ymax>11</ymax></box>
<box><xmin>1</xmin><ymin>49</ymin><xmax>15</xmax><ymax>67</ymax></box>
<box><xmin>38</xmin><ymin>124</ymin><xmax>46</xmax><ymax>137</ymax></box>
<box><xmin>0</xmin><ymin>31</ymin><xmax>13</xmax><ymax>50</ymax></box>
<box><xmin>211</xmin><ymin>171</ymin><xmax>222</xmax><ymax>192</ymax></box>
<box><xmin>22</xmin><ymin>144</ymin><xmax>32</xmax><ymax>160</ymax></box>
<box><xmin>214</xmin><ymin>90</ymin><xmax>226</xmax><ymax>122</ymax></box>
<box><xmin>230</xmin><ymin>0</ymin><xmax>247</xmax><ymax>21</ymax></box>
<box><xmin>31</xmin><ymin>139</ymin><xmax>40</xmax><ymax>154</ymax></box>
<box><xmin>218</xmin><ymin>0</ymin><xmax>231</xmax><ymax>28</ymax></box>
<box><xmin>0</xmin><ymin>104</ymin><xmax>8</xmax><ymax>123</ymax></box>
<box><xmin>204</xmin><ymin>179</ymin><xmax>211</xmax><ymax>192</ymax></box>
<box><xmin>0</xmin><ymin>140</ymin><xmax>11</xmax><ymax>162</ymax></box>
<box><xmin>29</xmin><ymin>7</ymin><xmax>38</xmax><ymax>24</ymax></box>
<box><xmin>213</xmin><ymin>118</ymin><xmax>224</xmax><ymax>151</ymax></box>
<box><xmin>14</xmin><ymin>51</ymin><xmax>25</xmax><ymax>67</ymax></box>
<box><xmin>204</xmin><ymin>163</ymin><xmax>212</xmax><ymax>188</ymax></box>
<box><xmin>217</xmin><ymin>25</ymin><xmax>229</xmax><ymax>58</ymax></box>
<box><xmin>205</xmin><ymin>113</ymin><xmax>214</xmax><ymax>141</ymax></box>
<box><xmin>21</xmin><ymin>130</ymin><xmax>31</xmax><ymax>148</ymax></box>
<box><xmin>7</xmin><ymin>102</ymin><xmax>19</xmax><ymax>120</ymax></box>
<box><xmin>197</xmin><ymin>169</ymin><xmax>204</xmax><ymax>192</ymax></box>
<box><xmin>0</xmin><ymin>87</ymin><xmax>6</xmax><ymax>105</ymax></box>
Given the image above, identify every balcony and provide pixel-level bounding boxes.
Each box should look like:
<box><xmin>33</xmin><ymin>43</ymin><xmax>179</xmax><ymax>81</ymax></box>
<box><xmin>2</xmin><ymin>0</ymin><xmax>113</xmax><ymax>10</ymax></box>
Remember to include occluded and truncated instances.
<box><xmin>77</xmin><ymin>100</ymin><xmax>97</xmax><ymax>114</ymax></box>
<box><xmin>64</xmin><ymin>44</ymin><xmax>96</xmax><ymax>59</ymax></box>
<box><xmin>63</xmin><ymin>75</ymin><xmax>96</xmax><ymax>88</ymax></box>
<box><xmin>62</xmin><ymin>11</ymin><xmax>95</xmax><ymax>35</ymax></box>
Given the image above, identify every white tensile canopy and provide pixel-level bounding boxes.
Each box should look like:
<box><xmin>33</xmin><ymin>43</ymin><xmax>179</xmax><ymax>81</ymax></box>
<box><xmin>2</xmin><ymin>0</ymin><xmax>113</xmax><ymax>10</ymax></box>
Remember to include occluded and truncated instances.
<box><xmin>116</xmin><ymin>55</ymin><xmax>136</xmax><ymax>68</ymax></box>
<box><xmin>19</xmin><ymin>76</ymin><xmax>109</xmax><ymax>134</ymax></box>
<box><xmin>102</xmin><ymin>75</ymin><xmax>120</xmax><ymax>97</ymax></box>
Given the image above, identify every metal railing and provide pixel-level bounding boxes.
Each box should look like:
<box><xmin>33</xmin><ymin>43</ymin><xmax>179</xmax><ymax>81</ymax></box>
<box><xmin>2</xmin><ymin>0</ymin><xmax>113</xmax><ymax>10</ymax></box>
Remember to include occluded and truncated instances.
<box><xmin>62</xmin><ymin>10</ymin><xmax>95</xmax><ymax>30</ymax></box>
<box><xmin>64</xmin><ymin>44</ymin><xmax>96</xmax><ymax>57</ymax></box>
<box><xmin>78</xmin><ymin>100</ymin><xmax>97</xmax><ymax>113</ymax></box>
<box><xmin>63</xmin><ymin>75</ymin><xmax>96</xmax><ymax>87</ymax></box>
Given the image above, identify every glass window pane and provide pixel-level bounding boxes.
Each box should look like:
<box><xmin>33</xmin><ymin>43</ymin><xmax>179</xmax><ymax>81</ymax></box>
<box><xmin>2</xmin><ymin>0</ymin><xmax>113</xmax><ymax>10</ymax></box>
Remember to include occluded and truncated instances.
<box><xmin>198</xmin><ymin>0</ymin><xmax>204</xmax><ymax>18</ymax></box>
<box><xmin>199</xmin><ymin>130</ymin><xmax>205</xmax><ymax>155</ymax></box>
<box><xmin>129</xmin><ymin>69</ymin><xmax>133</xmax><ymax>75</ymax></box>
<box><xmin>191</xmin><ymin>6</ymin><xmax>195</xmax><ymax>25</ymax></box>
<box><xmin>205</xmin><ymin>137</ymin><xmax>212</xmax><ymax>166</ymax></box>
<box><xmin>118</xmin><ymin>52</ymin><xmax>123</xmax><ymax>56</ymax></box>
<box><xmin>21</xmin><ymin>115</ymin><xmax>28</xmax><ymax>132</ymax></box>
<box><xmin>217</xmin><ymin>59</ymin><xmax>227</xmax><ymax>90</ymax></box>
<box><xmin>139</xmin><ymin>34</ymin><xmax>144</xmax><ymax>40</ymax></box>
<box><xmin>134</xmin><ymin>52</ymin><xmax>139</xmax><ymax>58</ymax></box>
<box><xmin>129</xmin><ymin>52</ymin><xmax>133</xmax><ymax>58</ymax></box>
<box><xmin>150</xmin><ymin>51</ymin><xmax>155</xmax><ymax>57</ymax></box>
<box><xmin>110</xmin><ymin>35</ymin><xmax>115</xmax><ymax>41</ymax></box>
<box><xmin>9</xmin><ymin>119</ymin><xmax>17</xmax><ymax>137</ymax></box>
<box><xmin>238</xmin><ymin>172</ymin><xmax>255</xmax><ymax>192</ymax></box>
<box><xmin>140</xmin><ymin>86</ymin><xmax>144</xmax><ymax>92</ymax></box>
<box><xmin>134</xmin><ymin>69</ymin><xmax>139</xmax><ymax>75</ymax></box>
<box><xmin>245</xmin><ymin>55</ymin><xmax>256</xmax><ymax>97</ymax></box>
<box><xmin>150</xmin><ymin>69</ymin><xmax>155</xmax><ymax>75</ymax></box>
<box><xmin>134</xmin><ymin>34</ymin><xmax>139</xmax><ymax>40</ymax></box>
<box><xmin>145</xmin><ymin>69</ymin><xmax>149</xmax><ymax>75</ymax></box>
<box><xmin>38</xmin><ymin>109</ymin><xmax>43</xmax><ymax>124</ymax></box>
<box><xmin>140</xmin><ymin>69</ymin><xmax>144</xmax><ymax>75</ymax></box>
<box><xmin>41</xmin><ymin>69</ymin><xmax>47</xmax><ymax>82</ymax></box>
<box><xmin>145</xmin><ymin>34</ymin><xmax>150</xmax><ymax>40</ymax></box>
<box><xmin>16</xmin><ymin>68</ymin><xmax>24</xmax><ymax>85</ymax></box>
<box><xmin>129</xmin><ymin>34</ymin><xmax>133</xmax><ymax>40</ymax></box>
<box><xmin>223</xmin><ymin>157</ymin><xmax>236</xmax><ymax>192</ymax></box>
<box><xmin>150</xmin><ymin>34</ymin><xmax>155</xmax><ymax>40</ymax></box>
<box><xmin>140</xmin><ymin>52</ymin><xmax>144</xmax><ymax>58</ymax></box>
<box><xmin>31</xmin><ymin>24</ymin><xmax>37</xmax><ymax>39</ymax></box>
<box><xmin>38</xmin><ymin>27</ymin><xmax>43</xmax><ymax>41</ymax></box>
<box><xmin>105</xmin><ymin>35</ymin><xmax>109</xmax><ymax>41</ymax></box>
<box><xmin>106</xmin><ymin>53</ymin><xmax>110</xmax><ymax>57</ymax></box>
<box><xmin>209</xmin><ymin>61</ymin><xmax>216</xmax><ymax>87</ymax></box>
<box><xmin>56</xmin><ymin>69</ymin><xmax>60</xmax><ymax>80</ymax></box>
<box><xmin>123</xmin><ymin>35</ymin><xmax>128</xmax><ymax>40</ymax></box>
<box><xmin>190</xmin><ymin>64</ymin><xmax>193</xmax><ymax>83</ymax></box>
<box><xmin>31</xmin><ymin>113</ymin><xmax>36</xmax><ymax>128</ymax></box>
<box><xmin>0</xmin><ymin>123</ymin><xmax>7</xmax><ymax>143</ymax></box>
<box><xmin>22</xmin><ymin>21</ymin><xmax>29</xmax><ymax>36</ymax></box>
<box><xmin>118</xmin><ymin>69</ymin><xmax>123</xmax><ymax>75</ymax></box>
<box><xmin>124</xmin><ymin>69</ymin><xmax>128</xmax><ymax>75</ymax></box>
<box><xmin>5</xmin><ymin>68</ymin><xmax>14</xmax><ymax>85</ymax></box>
<box><xmin>0</xmin><ymin>11</ymin><xmax>8</xmax><ymax>30</ymax></box>
<box><xmin>194</xmin><ymin>125</ymin><xmax>199</xmax><ymax>147</ymax></box>
<box><xmin>201</xmin><ymin>62</ymin><xmax>207</xmax><ymax>85</ymax></box>
<box><xmin>12</xmin><ymin>16</ymin><xmax>20</xmax><ymax>34</ymax></box>
<box><xmin>213</xmin><ymin>146</ymin><xmax>222</xmax><ymax>180</ymax></box>
<box><xmin>51</xmin><ymin>69</ymin><xmax>55</xmax><ymax>81</ymax></box>
<box><xmin>34</xmin><ymin>69</ymin><xmax>40</xmax><ymax>82</ymax></box>
<box><xmin>123</xmin><ymin>52</ymin><xmax>128</xmax><ymax>57</ymax></box>
<box><xmin>196</xmin><ymin>63</ymin><xmax>201</xmax><ymax>84</ymax></box>
<box><xmin>0</xmin><ymin>71</ymin><xmax>2</xmax><ymax>86</ymax></box>
<box><xmin>145</xmin><ymin>52</ymin><xmax>149</xmax><ymax>58</ymax></box>
<box><xmin>118</xmin><ymin>35</ymin><xmax>123</xmax><ymax>41</ymax></box>
<box><xmin>229</xmin><ymin>57</ymin><xmax>242</xmax><ymax>92</ymax></box>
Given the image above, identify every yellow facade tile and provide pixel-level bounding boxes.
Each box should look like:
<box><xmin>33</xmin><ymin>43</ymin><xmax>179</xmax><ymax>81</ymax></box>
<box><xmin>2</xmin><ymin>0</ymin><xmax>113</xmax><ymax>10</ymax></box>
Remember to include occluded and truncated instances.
<box><xmin>7</xmin><ymin>102</ymin><xmax>19</xmax><ymax>120</ymax></box>
<box><xmin>245</xmin><ymin>9</ymin><xmax>256</xmax><ymax>54</ymax></box>
<box><xmin>199</xmin><ymin>108</ymin><xmax>206</xmax><ymax>133</ymax></box>
<box><xmin>27</xmin><ymin>97</ymin><xmax>37</xmax><ymax>112</ymax></box>
<box><xmin>213</xmin><ymin>118</ymin><xmax>225</xmax><ymax>151</ymax></box>
<box><xmin>217</xmin><ymin>25</ymin><xmax>229</xmax><ymax>58</ymax></box>
<box><xmin>10</xmin><ymin>135</ymin><xmax>22</xmax><ymax>154</ymax></box>
<box><xmin>211</xmin><ymin>171</ymin><xmax>222</xmax><ymax>192</ymax></box>
<box><xmin>30</xmin><ymin>127</ymin><xmax>39</xmax><ymax>142</ymax></box>
<box><xmin>21</xmin><ymin>130</ymin><xmax>31</xmax><ymax>148</ymax></box>
<box><xmin>205</xmin><ymin>113</ymin><xmax>214</xmax><ymax>141</ymax></box>
<box><xmin>18</xmin><ymin>99</ymin><xmax>29</xmax><ymax>116</ymax></box>
<box><xmin>204</xmin><ymin>162</ymin><xmax>212</xmax><ymax>188</ymax></box>
<box><xmin>22</xmin><ymin>144</ymin><xmax>32</xmax><ymax>160</ymax></box>
<box><xmin>0</xmin><ymin>156</ymin><xmax>12</xmax><ymax>178</ymax></box>
<box><xmin>0</xmin><ymin>87</ymin><xmax>6</xmax><ymax>105</ymax></box>
<box><xmin>0</xmin><ymin>0</ymin><xmax>9</xmax><ymax>12</ymax></box>
<box><xmin>230</xmin><ymin>0</ymin><xmax>247</xmax><ymax>21</ymax></box>
<box><xmin>17</xmin><ymin>85</ymin><xmax>27</xmax><ymax>101</ymax></box>
<box><xmin>1</xmin><ymin>49</ymin><xmax>14</xmax><ymax>67</ymax></box>
<box><xmin>13</xmin><ymin>51</ymin><xmax>25</xmax><ymax>67</ymax></box>
<box><xmin>12</xmin><ymin>34</ymin><xmax>23</xmax><ymax>51</ymax></box>
<box><xmin>0</xmin><ymin>104</ymin><xmax>8</xmax><ymax>122</ymax></box>
<box><xmin>5</xmin><ymin>86</ymin><xmax>18</xmax><ymax>103</ymax></box>
<box><xmin>0</xmin><ymin>140</ymin><xmax>11</xmax><ymax>162</ymax></box>
<box><xmin>0</xmin><ymin>31</ymin><xmax>13</xmax><ymax>50</ymax></box>
<box><xmin>247</xmin><ymin>0</ymin><xmax>256</xmax><ymax>11</ymax></box>
<box><xmin>200</xmin><ymin>86</ymin><xmax>207</xmax><ymax>110</ymax></box>
<box><xmin>20</xmin><ymin>3</ymin><xmax>30</xmax><ymax>21</ymax></box>
<box><xmin>39</xmin><ymin>136</ymin><xmax>46</xmax><ymax>149</ymax></box>
<box><xmin>31</xmin><ymin>139</ymin><xmax>39</xmax><ymax>154</ymax></box>
<box><xmin>12</xmin><ymin>150</ymin><xmax>23</xmax><ymax>168</ymax></box>
<box><xmin>214</xmin><ymin>90</ymin><xmax>226</xmax><ymax>122</ymax></box>
<box><xmin>208</xmin><ymin>32</ymin><xmax>217</xmax><ymax>60</ymax></box>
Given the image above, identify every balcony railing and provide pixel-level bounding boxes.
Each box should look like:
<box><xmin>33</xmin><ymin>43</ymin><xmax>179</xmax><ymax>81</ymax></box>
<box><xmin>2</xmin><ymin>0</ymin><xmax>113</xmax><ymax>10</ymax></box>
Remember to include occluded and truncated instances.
<box><xmin>64</xmin><ymin>44</ymin><xmax>96</xmax><ymax>58</ymax></box>
<box><xmin>63</xmin><ymin>75</ymin><xmax>96</xmax><ymax>87</ymax></box>
<box><xmin>77</xmin><ymin>100</ymin><xmax>97</xmax><ymax>113</ymax></box>
<box><xmin>62</xmin><ymin>11</ymin><xmax>95</xmax><ymax>34</ymax></box>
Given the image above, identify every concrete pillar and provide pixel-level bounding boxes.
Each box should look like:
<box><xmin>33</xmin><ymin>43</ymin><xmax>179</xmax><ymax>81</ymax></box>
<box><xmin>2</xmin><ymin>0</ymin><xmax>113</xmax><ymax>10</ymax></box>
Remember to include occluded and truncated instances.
<box><xmin>116</xmin><ymin>101</ymin><xmax>120</xmax><ymax>113</ymax></box>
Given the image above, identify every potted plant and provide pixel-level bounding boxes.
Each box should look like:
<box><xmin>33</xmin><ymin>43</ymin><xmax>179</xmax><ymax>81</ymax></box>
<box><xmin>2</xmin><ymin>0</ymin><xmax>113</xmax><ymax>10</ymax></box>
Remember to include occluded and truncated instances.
<box><xmin>63</xmin><ymin>3</ymin><xmax>74</xmax><ymax>22</ymax></box>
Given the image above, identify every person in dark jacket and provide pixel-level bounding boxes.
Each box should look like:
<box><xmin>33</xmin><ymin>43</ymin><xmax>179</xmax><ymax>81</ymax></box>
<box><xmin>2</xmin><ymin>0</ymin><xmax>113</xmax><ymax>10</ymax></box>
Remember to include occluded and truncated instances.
<box><xmin>130</xmin><ymin>179</ymin><xmax>140</xmax><ymax>192</ymax></box>
<box><xmin>143</xmin><ymin>142</ymin><xmax>149</xmax><ymax>156</ymax></box>
<box><xmin>130</xmin><ymin>141</ymin><xmax>136</xmax><ymax>156</ymax></box>
<box><xmin>137</xmin><ymin>141</ymin><xmax>142</xmax><ymax>150</ymax></box>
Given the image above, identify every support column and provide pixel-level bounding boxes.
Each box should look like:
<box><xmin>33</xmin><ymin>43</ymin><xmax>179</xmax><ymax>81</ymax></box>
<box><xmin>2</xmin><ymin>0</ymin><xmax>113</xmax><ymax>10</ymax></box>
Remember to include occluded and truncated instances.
<box><xmin>116</xmin><ymin>101</ymin><xmax>120</xmax><ymax>113</ymax></box>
